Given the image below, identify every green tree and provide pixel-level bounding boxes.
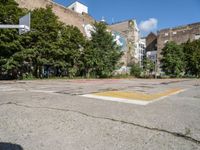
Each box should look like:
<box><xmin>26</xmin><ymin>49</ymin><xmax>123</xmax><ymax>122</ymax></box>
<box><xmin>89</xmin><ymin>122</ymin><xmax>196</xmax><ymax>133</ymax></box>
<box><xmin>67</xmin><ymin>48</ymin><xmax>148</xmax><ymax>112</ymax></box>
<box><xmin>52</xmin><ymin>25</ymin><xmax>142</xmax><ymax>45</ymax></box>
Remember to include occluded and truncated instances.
<box><xmin>143</xmin><ymin>57</ymin><xmax>155</xmax><ymax>77</ymax></box>
<box><xmin>19</xmin><ymin>6</ymin><xmax>65</xmax><ymax>78</ymax></box>
<box><xmin>0</xmin><ymin>4</ymin><xmax>88</xmax><ymax>79</ymax></box>
<box><xmin>0</xmin><ymin>0</ymin><xmax>25</xmax><ymax>79</ymax></box>
<box><xmin>85</xmin><ymin>22</ymin><xmax>122</xmax><ymax>78</ymax></box>
<box><xmin>183</xmin><ymin>39</ymin><xmax>200</xmax><ymax>77</ymax></box>
<box><xmin>161</xmin><ymin>41</ymin><xmax>185</xmax><ymax>77</ymax></box>
<box><xmin>56</xmin><ymin>25</ymin><xmax>86</xmax><ymax>78</ymax></box>
<box><xmin>81</xmin><ymin>41</ymin><xmax>97</xmax><ymax>78</ymax></box>
<box><xmin>0</xmin><ymin>3</ymin><xmax>123</xmax><ymax>79</ymax></box>
<box><xmin>130</xmin><ymin>63</ymin><xmax>142</xmax><ymax>78</ymax></box>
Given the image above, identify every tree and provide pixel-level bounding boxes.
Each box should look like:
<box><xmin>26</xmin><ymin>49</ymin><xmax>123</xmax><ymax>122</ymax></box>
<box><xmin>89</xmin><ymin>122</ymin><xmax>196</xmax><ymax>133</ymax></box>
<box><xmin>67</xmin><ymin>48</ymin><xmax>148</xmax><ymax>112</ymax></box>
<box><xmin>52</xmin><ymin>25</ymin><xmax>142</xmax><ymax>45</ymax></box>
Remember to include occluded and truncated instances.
<box><xmin>161</xmin><ymin>41</ymin><xmax>185</xmax><ymax>77</ymax></box>
<box><xmin>183</xmin><ymin>39</ymin><xmax>200</xmax><ymax>77</ymax></box>
<box><xmin>143</xmin><ymin>57</ymin><xmax>155</xmax><ymax>77</ymax></box>
<box><xmin>130</xmin><ymin>63</ymin><xmax>142</xmax><ymax>78</ymax></box>
<box><xmin>85</xmin><ymin>22</ymin><xmax>122</xmax><ymax>78</ymax></box>
<box><xmin>1</xmin><ymin>5</ymin><xmax>87</xmax><ymax>79</ymax></box>
<box><xmin>56</xmin><ymin>25</ymin><xmax>86</xmax><ymax>78</ymax></box>
<box><xmin>18</xmin><ymin>6</ymin><xmax>65</xmax><ymax>78</ymax></box>
<box><xmin>0</xmin><ymin>0</ymin><xmax>26</xmax><ymax>79</ymax></box>
<box><xmin>0</xmin><ymin>3</ymin><xmax>123</xmax><ymax>79</ymax></box>
<box><xmin>81</xmin><ymin>41</ymin><xmax>97</xmax><ymax>78</ymax></box>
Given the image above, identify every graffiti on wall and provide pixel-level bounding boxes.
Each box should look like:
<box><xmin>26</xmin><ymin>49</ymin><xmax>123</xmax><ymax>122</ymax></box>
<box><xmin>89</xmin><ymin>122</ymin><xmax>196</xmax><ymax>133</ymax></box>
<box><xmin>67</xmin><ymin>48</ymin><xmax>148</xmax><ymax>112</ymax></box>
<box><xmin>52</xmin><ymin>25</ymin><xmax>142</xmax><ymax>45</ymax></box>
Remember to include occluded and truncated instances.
<box><xmin>83</xmin><ymin>24</ymin><xmax>94</xmax><ymax>38</ymax></box>
<box><xmin>83</xmin><ymin>24</ymin><xmax>127</xmax><ymax>51</ymax></box>
<box><xmin>112</xmin><ymin>31</ymin><xmax>127</xmax><ymax>51</ymax></box>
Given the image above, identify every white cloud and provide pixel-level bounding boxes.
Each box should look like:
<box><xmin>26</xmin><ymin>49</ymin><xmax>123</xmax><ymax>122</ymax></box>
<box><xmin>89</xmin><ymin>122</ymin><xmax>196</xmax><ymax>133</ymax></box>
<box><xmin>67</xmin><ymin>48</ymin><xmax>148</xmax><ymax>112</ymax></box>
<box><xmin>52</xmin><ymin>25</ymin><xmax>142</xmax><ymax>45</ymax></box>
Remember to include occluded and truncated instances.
<box><xmin>139</xmin><ymin>18</ymin><xmax>158</xmax><ymax>32</ymax></box>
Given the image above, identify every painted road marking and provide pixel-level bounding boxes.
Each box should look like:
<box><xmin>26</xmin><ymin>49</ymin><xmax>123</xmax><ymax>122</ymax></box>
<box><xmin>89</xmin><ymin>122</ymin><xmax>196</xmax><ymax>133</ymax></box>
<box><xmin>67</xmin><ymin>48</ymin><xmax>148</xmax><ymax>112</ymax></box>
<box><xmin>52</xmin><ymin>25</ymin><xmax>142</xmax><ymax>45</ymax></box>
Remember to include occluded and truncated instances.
<box><xmin>94</xmin><ymin>89</ymin><xmax>183</xmax><ymax>101</ymax></box>
<box><xmin>68</xmin><ymin>79</ymin><xmax>121</xmax><ymax>84</ymax></box>
<box><xmin>82</xmin><ymin>89</ymin><xmax>186</xmax><ymax>105</ymax></box>
<box><xmin>82</xmin><ymin>94</ymin><xmax>150</xmax><ymax>105</ymax></box>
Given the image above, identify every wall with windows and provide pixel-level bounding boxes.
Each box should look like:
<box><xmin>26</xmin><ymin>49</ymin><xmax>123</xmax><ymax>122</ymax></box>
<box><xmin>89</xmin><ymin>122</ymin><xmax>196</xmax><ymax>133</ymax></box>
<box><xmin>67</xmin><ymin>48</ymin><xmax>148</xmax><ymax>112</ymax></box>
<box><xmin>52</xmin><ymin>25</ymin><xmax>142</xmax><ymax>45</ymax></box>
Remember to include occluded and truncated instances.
<box><xmin>135</xmin><ymin>38</ymin><xmax>146</xmax><ymax>67</ymax></box>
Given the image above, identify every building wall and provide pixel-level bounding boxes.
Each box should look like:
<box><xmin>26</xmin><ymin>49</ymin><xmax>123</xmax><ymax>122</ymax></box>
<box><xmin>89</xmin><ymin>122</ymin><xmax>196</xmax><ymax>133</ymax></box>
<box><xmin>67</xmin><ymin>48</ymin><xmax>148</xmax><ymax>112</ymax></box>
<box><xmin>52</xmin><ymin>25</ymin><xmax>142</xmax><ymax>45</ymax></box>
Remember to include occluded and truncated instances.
<box><xmin>136</xmin><ymin>38</ymin><xmax>146</xmax><ymax>67</ymax></box>
<box><xmin>110</xmin><ymin>20</ymin><xmax>139</xmax><ymax>42</ymax></box>
<box><xmin>68</xmin><ymin>1</ymin><xmax>88</xmax><ymax>14</ymax></box>
<box><xmin>146</xmin><ymin>51</ymin><xmax>157</xmax><ymax>63</ymax></box>
<box><xmin>145</xmin><ymin>33</ymin><xmax>157</xmax><ymax>71</ymax></box>
<box><xmin>157</xmin><ymin>22</ymin><xmax>200</xmax><ymax>73</ymax></box>
<box><xmin>146</xmin><ymin>32</ymin><xmax>157</xmax><ymax>52</ymax></box>
<box><xmin>15</xmin><ymin>0</ymin><xmax>94</xmax><ymax>34</ymax></box>
<box><xmin>109</xmin><ymin>20</ymin><xmax>140</xmax><ymax>66</ymax></box>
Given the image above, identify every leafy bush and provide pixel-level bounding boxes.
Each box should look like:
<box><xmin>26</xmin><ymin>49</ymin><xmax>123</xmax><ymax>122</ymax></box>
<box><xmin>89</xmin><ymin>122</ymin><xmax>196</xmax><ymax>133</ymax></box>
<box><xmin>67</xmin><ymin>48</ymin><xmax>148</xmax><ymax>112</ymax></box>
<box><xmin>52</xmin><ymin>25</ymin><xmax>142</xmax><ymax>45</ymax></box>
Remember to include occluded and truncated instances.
<box><xmin>130</xmin><ymin>64</ymin><xmax>142</xmax><ymax>78</ymax></box>
<box><xmin>22</xmin><ymin>73</ymin><xmax>35</xmax><ymax>80</ymax></box>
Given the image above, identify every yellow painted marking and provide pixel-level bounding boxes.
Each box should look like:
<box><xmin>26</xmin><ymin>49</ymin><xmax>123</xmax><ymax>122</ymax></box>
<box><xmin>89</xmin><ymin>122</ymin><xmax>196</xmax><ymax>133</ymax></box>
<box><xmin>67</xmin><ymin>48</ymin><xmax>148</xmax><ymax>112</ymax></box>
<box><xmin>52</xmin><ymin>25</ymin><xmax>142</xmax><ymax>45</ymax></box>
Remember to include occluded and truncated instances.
<box><xmin>94</xmin><ymin>88</ymin><xmax>183</xmax><ymax>101</ymax></box>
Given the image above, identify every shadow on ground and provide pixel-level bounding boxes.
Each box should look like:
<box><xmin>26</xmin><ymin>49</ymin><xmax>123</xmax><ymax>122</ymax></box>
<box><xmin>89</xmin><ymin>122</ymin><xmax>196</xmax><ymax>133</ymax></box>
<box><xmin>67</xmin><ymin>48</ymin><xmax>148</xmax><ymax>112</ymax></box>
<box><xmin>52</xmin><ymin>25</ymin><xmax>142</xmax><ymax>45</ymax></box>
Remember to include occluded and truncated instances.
<box><xmin>0</xmin><ymin>142</ymin><xmax>23</xmax><ymax>150</ymax></box>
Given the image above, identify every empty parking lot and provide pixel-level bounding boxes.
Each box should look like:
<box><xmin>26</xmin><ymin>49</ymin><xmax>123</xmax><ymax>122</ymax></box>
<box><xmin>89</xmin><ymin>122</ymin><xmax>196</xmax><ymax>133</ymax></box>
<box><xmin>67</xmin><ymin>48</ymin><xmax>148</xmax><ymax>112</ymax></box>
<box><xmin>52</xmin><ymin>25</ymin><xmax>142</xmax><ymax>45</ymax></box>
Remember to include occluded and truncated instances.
<box><xmin>0</xmin><ymin>79</ymin><xmax>200</xmax><ymax>150</ymax></box>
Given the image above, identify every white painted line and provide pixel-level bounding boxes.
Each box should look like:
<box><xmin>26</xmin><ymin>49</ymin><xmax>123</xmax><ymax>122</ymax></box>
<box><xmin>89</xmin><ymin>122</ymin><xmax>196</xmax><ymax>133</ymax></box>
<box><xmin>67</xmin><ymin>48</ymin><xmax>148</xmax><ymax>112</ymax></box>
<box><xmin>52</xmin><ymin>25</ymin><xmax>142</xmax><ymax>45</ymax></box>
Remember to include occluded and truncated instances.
<box><xmin>81</xmin><ymin>94</ymin><xmax>150</xmax><ymax>105</ymax></box>
<box><xmin>0</xmin><ymin>88</ymin><xmax>26</xmax><ymax>92</ymax></box>
<box><xmin>148</xmin><ymin>89</ymin><xmax>187</xmax><ymax>104</ymax></box>
<box><xmin>29</xmin><ymin>90</ymin><xmax>55</xmax><ymax>93</ymax></box>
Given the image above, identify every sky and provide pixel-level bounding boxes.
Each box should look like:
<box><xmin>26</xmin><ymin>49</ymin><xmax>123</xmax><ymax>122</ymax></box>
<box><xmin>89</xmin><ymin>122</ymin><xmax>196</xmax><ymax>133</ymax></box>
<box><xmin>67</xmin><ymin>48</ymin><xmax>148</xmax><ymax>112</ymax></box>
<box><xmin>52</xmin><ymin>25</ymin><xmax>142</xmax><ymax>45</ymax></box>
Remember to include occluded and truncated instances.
<box><xmin>54</xmin><ymin>0</ymin><xmax>200</xmax><ymax>36</ymax></box>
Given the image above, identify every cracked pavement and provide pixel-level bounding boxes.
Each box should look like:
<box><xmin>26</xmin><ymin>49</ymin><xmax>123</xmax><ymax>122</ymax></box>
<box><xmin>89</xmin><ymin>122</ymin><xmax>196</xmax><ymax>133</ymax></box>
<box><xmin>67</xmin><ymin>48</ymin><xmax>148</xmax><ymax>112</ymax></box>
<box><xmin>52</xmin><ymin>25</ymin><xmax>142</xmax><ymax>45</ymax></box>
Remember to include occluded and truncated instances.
<box><xmin>0</xmin><ymin>79</ymin><xmax>200</xmax><ymax>150</ymax></box>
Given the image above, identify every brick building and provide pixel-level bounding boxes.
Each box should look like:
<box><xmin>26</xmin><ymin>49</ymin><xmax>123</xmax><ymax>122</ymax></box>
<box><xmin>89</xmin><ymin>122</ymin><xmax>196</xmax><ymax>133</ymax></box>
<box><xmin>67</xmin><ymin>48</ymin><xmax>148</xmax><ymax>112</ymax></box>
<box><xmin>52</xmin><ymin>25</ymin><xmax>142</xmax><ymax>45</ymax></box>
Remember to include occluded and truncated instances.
<box><xmin>145</xmin><ymin>32</ymin><xmax>157</xmax><ymax>64</ymax></box>
<box><xmin>15</xmin><ymin>0</ymin><xmax>94</xmax><ymax>34</ymax></box>
<box><xmin>146</xmin><ymin>32</ymin><xmax>157</xmax><ymax>52</ymax></box>
<box><xmin>109</xmin><ymin>20</ymin><xmax>141</xmax><ymax>67</ymax></box>
<box><xmin>157</xmin><ymin>22</ymin><xmax>200</xmax><ymax>74</ymax></box>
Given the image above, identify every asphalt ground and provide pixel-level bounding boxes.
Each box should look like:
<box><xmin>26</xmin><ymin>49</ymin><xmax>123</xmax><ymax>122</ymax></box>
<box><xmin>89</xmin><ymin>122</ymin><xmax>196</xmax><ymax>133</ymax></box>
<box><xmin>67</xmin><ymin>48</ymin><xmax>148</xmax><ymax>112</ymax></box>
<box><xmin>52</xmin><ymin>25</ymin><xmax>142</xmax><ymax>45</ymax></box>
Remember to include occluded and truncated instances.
<box><xmin>0</xmin><ymin>78</ymin><xmax>200</xmax><ymax>150</ymax></box>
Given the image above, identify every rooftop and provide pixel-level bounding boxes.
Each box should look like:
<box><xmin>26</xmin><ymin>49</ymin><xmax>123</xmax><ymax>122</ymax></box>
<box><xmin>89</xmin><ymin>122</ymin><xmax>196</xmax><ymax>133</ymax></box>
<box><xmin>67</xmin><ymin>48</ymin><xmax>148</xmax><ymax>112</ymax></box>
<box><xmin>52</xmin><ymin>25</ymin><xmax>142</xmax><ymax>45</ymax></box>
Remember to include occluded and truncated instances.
<box><xmin>158</xmin><ymin>22</ymin><xmax>200</xmax><ymax>32</ymax></box>
<box><xmin>67</xmin><ymin>1</ymin><xmax>87</xmax><ymax>7</ymax></box>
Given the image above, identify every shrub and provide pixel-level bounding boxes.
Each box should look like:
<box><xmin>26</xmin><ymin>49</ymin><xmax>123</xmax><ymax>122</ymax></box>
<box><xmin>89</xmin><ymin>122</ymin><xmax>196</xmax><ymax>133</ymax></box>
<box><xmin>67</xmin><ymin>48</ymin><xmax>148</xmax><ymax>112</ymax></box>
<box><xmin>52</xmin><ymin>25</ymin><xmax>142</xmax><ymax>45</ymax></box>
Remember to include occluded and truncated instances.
<box><xmin>130</xmin><ymin>64</ymin><xmax>142</xmax><ymax>78</ymax></box>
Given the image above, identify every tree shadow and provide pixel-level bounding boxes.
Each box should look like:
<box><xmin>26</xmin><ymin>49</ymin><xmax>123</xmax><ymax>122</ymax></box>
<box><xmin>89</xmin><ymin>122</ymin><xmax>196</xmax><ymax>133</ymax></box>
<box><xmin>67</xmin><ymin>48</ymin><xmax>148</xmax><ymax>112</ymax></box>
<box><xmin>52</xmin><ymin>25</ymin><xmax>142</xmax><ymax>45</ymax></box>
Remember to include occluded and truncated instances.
<box><xmin>0</xmin><ymin>142</ymin><xmax>23</xmax><ymax>150</ymax></box>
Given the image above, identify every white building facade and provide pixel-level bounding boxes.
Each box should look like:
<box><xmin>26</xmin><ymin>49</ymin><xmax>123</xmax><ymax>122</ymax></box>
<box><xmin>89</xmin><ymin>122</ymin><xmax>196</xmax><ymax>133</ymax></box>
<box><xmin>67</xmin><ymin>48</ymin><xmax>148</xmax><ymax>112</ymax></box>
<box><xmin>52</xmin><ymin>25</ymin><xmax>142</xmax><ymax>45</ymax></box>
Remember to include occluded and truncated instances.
<box><xmin>135</xmin><ymin>38</ymin><xmax>146</xmax><ymax>67</ymax></box>
<box><xmin>68</xmin><ymin>1</ymin><xmax>88</xmax><ymax>14</ymax></box>
<box><xmin>146</xmin><ymin>51</ymin><xmax>157</xmax><ymax>63</ymax></box>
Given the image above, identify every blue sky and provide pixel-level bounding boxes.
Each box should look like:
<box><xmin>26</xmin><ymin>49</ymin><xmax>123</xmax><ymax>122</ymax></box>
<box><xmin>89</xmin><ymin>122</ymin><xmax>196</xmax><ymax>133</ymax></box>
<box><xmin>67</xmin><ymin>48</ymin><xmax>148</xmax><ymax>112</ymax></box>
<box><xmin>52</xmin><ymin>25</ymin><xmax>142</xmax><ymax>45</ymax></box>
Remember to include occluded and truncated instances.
<box><xmin>54</xmin><ymin>0</ymin><xmax>200</xmax><ymax>35</ymax></box>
